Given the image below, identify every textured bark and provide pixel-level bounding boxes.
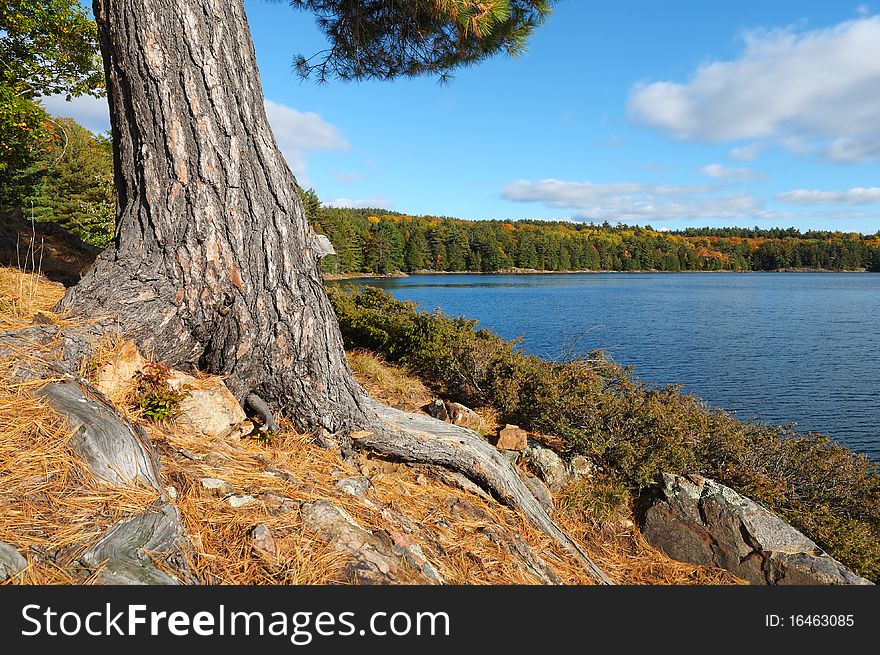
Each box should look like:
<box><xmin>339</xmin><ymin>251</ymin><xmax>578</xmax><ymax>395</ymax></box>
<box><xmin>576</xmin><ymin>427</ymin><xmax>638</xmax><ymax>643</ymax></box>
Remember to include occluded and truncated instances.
<box><xmin>50</xmin><ymin>0</ymin><xmax>612</xmax><ymax>583</ymax></box>
<box><xmin>61</xmin><ymin>0</ymin><xmax>365</xmax><ymax>433</ymax></box>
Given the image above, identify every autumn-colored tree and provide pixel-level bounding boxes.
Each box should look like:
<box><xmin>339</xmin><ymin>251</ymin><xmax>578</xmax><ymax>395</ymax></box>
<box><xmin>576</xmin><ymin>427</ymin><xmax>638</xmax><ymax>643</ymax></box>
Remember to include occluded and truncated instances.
<box><xmin>0</xmin><ymin>0</ymin><xmax>102</xmax><ymax>185</ymax></box>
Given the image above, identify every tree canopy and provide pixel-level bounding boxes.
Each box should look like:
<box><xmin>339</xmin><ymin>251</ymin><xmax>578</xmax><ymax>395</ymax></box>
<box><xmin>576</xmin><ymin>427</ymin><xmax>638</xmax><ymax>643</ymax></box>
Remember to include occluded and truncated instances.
<box><xmin>0</xmin><ymin>0</ymin><xmax>103</xmax><ymax>186</ymax></box>
<box><xmin>289</xmin><ymin>0</ymin><xmax>553</xmax><ymax>81</ymax></box>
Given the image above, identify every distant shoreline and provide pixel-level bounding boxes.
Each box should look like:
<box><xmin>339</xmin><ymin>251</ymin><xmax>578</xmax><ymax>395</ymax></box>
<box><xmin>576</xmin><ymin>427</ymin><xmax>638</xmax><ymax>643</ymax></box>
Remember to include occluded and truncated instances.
<box><xmin>323</xmin><ymin>267</ymin><xmax>872</xmax><ymax>281</ymax></box>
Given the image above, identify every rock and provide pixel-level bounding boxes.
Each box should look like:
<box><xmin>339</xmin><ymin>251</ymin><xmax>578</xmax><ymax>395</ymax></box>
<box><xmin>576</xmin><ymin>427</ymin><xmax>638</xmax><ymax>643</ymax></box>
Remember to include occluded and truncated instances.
<box><xmin>261</xmin><ymin>492</ymin><xmax>300</xmax><ymax>513</ymax></box>
<box><xmin>0</xmin><ymin>541</ymin><xmax>27</xmax><ymax>581</ymax></box>
<box><xmin>228</xmin><ymin>494</ymin><xmax>255</xmax><ymax>508</ymax></box>
<box><xmin>300</xmin><ymin>500</ymin><xmax>436</xmax><ymax>584</ymax></box>
<box><xmin>639</xmin><ymin>473</ymin><xmax>873</xmax><ymax>585</ymax></box>
<box><xmin>165</xmin><ymin>485</ymin><xmax>178</xmax><ymax>500</ymax></box>
<box><xmin>200</xmin><ymin>477</ymin><xmax>234</xmax><ymax>495</ymax></box>
<box><xmin>424</xmin><ymin>399</ymin><xmax>481</xmax><ymax>429</ymax></box>
<box><xmin>223</xmin><ymin>420</ymin><xmax>255</xmax><ymax>441</ymax></box>
<box><xmin>424</xmin><ymin>399</ymin><xmax>448</xmax><ymax>421</ymax></box>
<box><xmin>386</xmin><ymin>530</ymin><xmax>444</xmax><ymax>584</ymax></box>
<box><xmin>312</xmin><ymin>233</ymin><xmax>336</xmax><ymax>258</ymax></box>
<box><xmin>167</xmin><ymin>372</ymin><xmax>247</xmax><ymax>437</ymax></box>
<box><xmin>524</xmin><ymin>439</ymin><xmax>571</xmax><ymax>492</ymax></box>
<box><xmin>93</xmin><ymin>339</ymin><xmax>146</xmax><ymax>399</ymax></box>
<box><xmin>248</xmin><ymin>524</ymin><xmax>277</xmax><ymax>556</ymax></box>
<box><xmin>501</xmin><ymin>450</ymin><xmax>520</xmax><ymax>465</ymax></box>
<box><xmin>335</xmin><ymin>476</ymin><xmax>373</xmax><ymax>497</ymax></box>
<box><xmin>570</xmin><ymin>455</ymin><xmax>596</xmax><ymax>479</ymax></box>
<box><xmin>522</xmin><ymin>474</ymin><xmax>554</xmax><ymax>515</ymax></box>
<box><xmin>32</xmin><ymin>310</ymin><xmax>57</xmax><ymax>325</ymax></box>
<box><xmin>496</xmin><ymin>424</ymin><xmax>528</xmax><ymax>452</ymax></box>
<box><xmin>446</xmin><ymin>402</ymin><xmax>481</xmax><ymax>429</ymax></box>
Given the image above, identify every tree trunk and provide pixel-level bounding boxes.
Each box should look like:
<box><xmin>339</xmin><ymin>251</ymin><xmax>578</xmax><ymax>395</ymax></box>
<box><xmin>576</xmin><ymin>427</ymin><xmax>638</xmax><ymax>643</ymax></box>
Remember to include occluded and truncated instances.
<box><xmin>62</xmin><ymin>0</ymin><xmax>366</xmax><ymax>433</ymax></box>
<box><xmin>55</xmin><ymin>0</ymin><xmax>611</xmax><ymax>583</ymax></box>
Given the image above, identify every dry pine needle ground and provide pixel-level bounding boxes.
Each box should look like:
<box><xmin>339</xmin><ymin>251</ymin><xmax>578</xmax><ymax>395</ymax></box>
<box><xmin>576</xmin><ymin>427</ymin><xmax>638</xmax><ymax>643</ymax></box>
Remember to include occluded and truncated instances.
<box><xmin>1</xmin><ymin>267</ymin><xmax>741</xmax><ymax>585</ymax></box>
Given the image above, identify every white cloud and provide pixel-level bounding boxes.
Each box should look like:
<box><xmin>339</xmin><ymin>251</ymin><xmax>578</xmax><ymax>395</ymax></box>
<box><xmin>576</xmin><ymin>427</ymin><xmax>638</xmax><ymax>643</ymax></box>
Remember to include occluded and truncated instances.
<box><xmin>776</xmin><ymin>187</ymin><xmax>880</xmax><ymax>204</ymax></box>
<box><xmin>264</xmin><ymin>99</ymin><xmax>347</xmax><ymax>152</ymax></box>
<box><xmin>728</xmin><ymin>143</ymin><xmax>763</xmax><ymax>161</ymax></box>
<box><xmin>39</xmin><ymin>94</ymin><xmax>110</xmax><ymax>133</ymax></box>
<box><xmin>263</xmin><ymin>99</ymin><xmax>348</xmax><ymax>182</ymax></box>
<box><xmin>325</xmin><ymin>196</ymin><xmax>392</xmax><ymax>209</ymax></box>
<box><xmin>699</xmin><ymin>163</ymin><xmax>760</xmax><ymax>182</ymax></box>
<box><xmin>628</xmin><ymin>16</ymin><xmax>880</xmax><ymax>162</ymax></box>
<box><xmin>502</xmin><ymin>178</ymin><xmax>783</xmax><ymax>222</ymax></box>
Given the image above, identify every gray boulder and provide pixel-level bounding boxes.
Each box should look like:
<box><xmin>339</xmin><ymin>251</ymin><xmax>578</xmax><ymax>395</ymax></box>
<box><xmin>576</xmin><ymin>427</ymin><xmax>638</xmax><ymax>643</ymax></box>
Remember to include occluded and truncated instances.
<box><xmin>639</xmin><ymin>473</ymin><xmax>872</xmax><ymax>585</ymax></box>
<box><xmin>301</xmin><ymin>500</ymin><xmax>439</xmax><ymax>584</ymax></box>
<box><xmin>523</xmin><ymin>439</ymin><xmax>571</xmax><ymax>491</ymax></box>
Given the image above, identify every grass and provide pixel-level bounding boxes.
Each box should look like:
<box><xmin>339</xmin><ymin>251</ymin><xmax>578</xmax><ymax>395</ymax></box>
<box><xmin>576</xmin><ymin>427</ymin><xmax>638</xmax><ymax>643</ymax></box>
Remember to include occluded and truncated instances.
<box><xmin>0</xmin><ymin>266</ymin><xmax>65</xmax><ymax>330</ymax></box>
<box><xmin>348</xmin><ymin>349</ymin><xmax>431</xmax><ymax>412</ymax></box>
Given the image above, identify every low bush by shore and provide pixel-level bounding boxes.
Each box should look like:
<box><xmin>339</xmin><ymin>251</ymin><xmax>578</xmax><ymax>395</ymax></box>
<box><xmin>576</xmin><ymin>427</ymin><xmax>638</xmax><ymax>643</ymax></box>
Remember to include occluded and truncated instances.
<box><xmin>328</xmin><ymin>284</ymin><xmax>880</xmax><ymax>581</ymax></box>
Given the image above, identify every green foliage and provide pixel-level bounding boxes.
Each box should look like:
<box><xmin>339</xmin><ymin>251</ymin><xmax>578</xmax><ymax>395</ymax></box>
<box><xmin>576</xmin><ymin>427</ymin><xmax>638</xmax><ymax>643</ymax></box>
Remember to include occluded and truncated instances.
<box><xmin>290</xmin><ymin>0</ymin><xmax>553</xmax><ymax>82</ymax></box>
<box><xmin>0</xmin><ymin>93</ymin><xmax>53</xmax><ymax>180</ymax></box>
<box><xmin>1</xmin><ymin>0</ymin><xmax>103</xmax><ymax>177</ymax></box>
<box><xmin>328</xmin><ymin>285</ymin><xmax>880</xmax><ymax>581</ymax></box>
<box><xmin>31</xmin><ymin>118</ymin><xmax>114</xmax><ymax>246</ymax></box>
<box><xmin>3</xmin><ymin>116</ymin><xmax>115</xmax><ymax>247</ymax></box>
<box><xmin>135</xmin><ymin>362</ymin><xmax>189</xmax><ymax>422</ymax></box>
<box><xmin>301</xmin><ymin>189</ymin><xmax>880</xmax><ymax>275</ymax></box>
<box><xmin>0</xmin><ymin>0</ymin><xmax>102</xmax><ymax>99</ymax></box>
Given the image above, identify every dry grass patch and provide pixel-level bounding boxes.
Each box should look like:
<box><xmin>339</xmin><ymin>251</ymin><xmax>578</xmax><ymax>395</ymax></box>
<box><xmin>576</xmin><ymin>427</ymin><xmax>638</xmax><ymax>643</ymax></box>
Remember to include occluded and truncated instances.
<box><xmin>154</xmin><ymin>424</ymin><xmax>355</xmax><ymax>584</ymax></box>
<box><xmin>348</xmin><ymin>350</ymin><xmax>431</xmax><ymax>412</ymax></box>
<box><xmin>0</xmin><ymin>266</ymin><xmax>66</xmax><ymax>330</ymax></box>
<box><xmin>0</xmin><ymin>358</ymin><xmax>160</xmax><ymax>584</ymax></box>
<box><xmin>151</xmin><ymin>420</ymin><xmax>591</xmax><ymax>585</ymax></box>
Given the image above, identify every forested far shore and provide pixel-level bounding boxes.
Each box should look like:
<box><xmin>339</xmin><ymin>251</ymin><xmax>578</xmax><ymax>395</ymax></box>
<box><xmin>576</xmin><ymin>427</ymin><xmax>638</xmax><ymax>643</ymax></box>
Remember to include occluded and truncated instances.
<box><xmin>3</xmin><ymin>107</ymin><xmax>880</xmax><ymax>275</ymax></box>
<box><xmin>301</xmin><ymin>190</ymin><xmax>880</xmax><ymax>275</ymax></box>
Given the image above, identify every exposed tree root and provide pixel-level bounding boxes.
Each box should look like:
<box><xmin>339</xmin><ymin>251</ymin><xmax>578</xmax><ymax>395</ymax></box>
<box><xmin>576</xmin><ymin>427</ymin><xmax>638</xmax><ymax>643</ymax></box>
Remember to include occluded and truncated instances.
<box><xmin>0</xmin><ymin>324</ymin><xmax>612</xmax><ymax>585</ymax></box>
<box><xmin>355</xmin><ymin>400</ymin><xmax>613</xmax><ymax>584</ymax></box>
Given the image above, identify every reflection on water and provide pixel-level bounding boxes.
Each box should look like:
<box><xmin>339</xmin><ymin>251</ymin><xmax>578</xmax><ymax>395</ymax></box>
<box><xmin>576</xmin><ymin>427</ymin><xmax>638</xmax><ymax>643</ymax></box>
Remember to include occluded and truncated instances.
<box><xmin>333</xmin><ymin>272</ymin><xmax>880</xmax><ymax>462</ymax></box>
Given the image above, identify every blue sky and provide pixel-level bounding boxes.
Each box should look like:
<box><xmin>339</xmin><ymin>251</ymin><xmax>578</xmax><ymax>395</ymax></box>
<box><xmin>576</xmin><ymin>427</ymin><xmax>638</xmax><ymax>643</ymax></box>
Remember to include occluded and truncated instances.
<box><xmin>48</xmin><ymin>1</ymin><xmax>880</xmax><ymax>232</ymax></box>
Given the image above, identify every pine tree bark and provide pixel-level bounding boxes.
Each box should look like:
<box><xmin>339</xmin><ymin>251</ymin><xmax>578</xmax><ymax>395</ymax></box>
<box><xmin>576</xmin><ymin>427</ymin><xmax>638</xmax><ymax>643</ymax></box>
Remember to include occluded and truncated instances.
<box><xmin>63</xmin><ymin>0</ymin><xmax>366</xmax><ymax>433</ymax></box>
<box><xmin>55</xmin><ymin>0</ymin><xmax>611</xmax><ymax>583</ymax></box>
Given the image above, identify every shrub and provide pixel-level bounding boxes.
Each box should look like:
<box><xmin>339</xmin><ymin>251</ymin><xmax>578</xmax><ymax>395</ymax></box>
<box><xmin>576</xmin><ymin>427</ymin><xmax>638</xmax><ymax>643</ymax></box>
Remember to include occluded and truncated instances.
<box><xmin>559</xmin><ymin>477</ymin><xmax>631</xmax><ymax>528</ymax></box>
<box><xmin>328</xmin><ymin>285</ymin><xmax>880</xmax><ymax>581</ymax></box>
<box><xmin>135</xmin><ymin>362</ymin><xmax>188</xmax><ymax>422</ymax></box>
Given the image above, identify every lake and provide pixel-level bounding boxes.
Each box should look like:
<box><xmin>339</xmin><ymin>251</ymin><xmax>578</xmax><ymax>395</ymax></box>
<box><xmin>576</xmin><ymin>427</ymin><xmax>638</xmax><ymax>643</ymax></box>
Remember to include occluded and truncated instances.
<box><xmin>339</xmin><ymin>272</ymin><xmax>880</xmax><ymax>462</ymax></box>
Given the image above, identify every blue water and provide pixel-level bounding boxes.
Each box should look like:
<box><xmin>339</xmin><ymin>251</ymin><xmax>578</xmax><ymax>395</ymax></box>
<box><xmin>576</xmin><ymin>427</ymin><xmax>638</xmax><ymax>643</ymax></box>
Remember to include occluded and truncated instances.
<box><xmin>339</xmin><ymin>273</ymin><xmax>880</xmax><ymax>462</ymax></box>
